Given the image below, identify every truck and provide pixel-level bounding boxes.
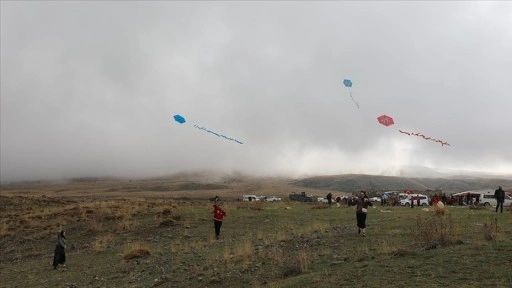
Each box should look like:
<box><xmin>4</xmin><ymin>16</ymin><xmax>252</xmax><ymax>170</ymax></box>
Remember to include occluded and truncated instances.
<box><xmin>289</xmin><ymin>192</ymin><xmax>315</xmax><ymax>202</ymax></box>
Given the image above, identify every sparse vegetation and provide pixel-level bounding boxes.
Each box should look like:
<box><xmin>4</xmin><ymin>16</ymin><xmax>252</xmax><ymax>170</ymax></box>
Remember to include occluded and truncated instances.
<box><xmin>482</xmin><ymin>217</ymin><xmax>498</xmax><ymax>241</ymax></box>
<box><xmin>0</xmin><ymin>177</ymin><xmax>511</xmax><ymax>287</ymax></box>
<box><xmin>92</xmin><ymin>234</ymin><xmax>114</xmax><ymax>252</ymax></box>
<box><xmin>414</xmin><ymin>212</ymin><xmax>458</xmax><ymax>249</ymax></box>
<box><xmin>123</xmin><ymin>242</ymin><xmax>151</xmax><ymax>260</ymax></box>
<box><xmin>296</xmin><ymin>249</ymin><xmax>310</xmax><ymax>273</ymax></box>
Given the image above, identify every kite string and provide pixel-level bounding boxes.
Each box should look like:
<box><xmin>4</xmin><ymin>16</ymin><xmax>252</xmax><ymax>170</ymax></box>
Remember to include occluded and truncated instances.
<box><xmin>398</xmin><ymin>130</ymin><xmax>450</xmax><ymax>146</ymax></box>
<box><xmin>193</xmin><ymin>125</ymin><xmax>244</xmax><ymax>144</ymax></box>
<box><xmin>349</xmin><ymin>92</ymin><xmax>360</xmax><ymax>109</ymax></box>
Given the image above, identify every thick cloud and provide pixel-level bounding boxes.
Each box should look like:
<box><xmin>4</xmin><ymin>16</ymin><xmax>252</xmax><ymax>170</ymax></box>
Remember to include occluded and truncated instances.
<box><xmin>1</xmin><ymin>2</ymin><xmax>511</xmax><ymax>182</ymax></box>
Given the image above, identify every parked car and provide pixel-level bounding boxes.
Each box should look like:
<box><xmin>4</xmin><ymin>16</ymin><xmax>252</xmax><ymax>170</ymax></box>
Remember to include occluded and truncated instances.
<box><xmin>400</xmin><ymin>194</ymin><xmax>429</xmax><ymax>206</ymax></box>
<box><xmin>264</xmin><ymin>196</ymin><xmax>282</xmax><ymax>202</ymax></box>
<box><xmin>471</xmin><ymin>190</ymin><xmax>512</xmax><ymax>207</ymax></box>
<box><xmin>243</xmin><ymin>195</ymin><xmax>260</xmax><ymax>202</ymax></box>
<box><xmin>369</xmin><ymin>197</ymin><xmax>381</xmax><ymax>202</ymax></box>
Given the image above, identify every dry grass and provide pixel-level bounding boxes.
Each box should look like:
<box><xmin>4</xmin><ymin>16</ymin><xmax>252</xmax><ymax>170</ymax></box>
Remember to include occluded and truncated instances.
<box><xmin>92</xmin><ymin>234</ymin><xmax>114</xmax><ymax>252</ymax></box>
<box><xmin>433</xmin><ymin>202</ymin><xmax>447</xmax><ymax>215</ymax></box>
<box><xmin>275</xmin><ymin>230</ymin><xmax>288</xmax><ymax>242</ymax></box>
<box><xmin>311</xmin><ymin>203</ymin><xmax>330</xmax><ymax>209</ymax></box>
<box><xmin>87</xmin><ymin>219</ymin><xmax>104</xmax><ymax>233</ymax></box>
<box><xmin>271</xmin><ymin>246</ymin><xmax>284</xmax><ymax>266</ymax></box>
<box><xmin>297</xmin><ymin>249</ymin><xmax>310</xmax><ymax>272</ymax></box>
<box><xmin>414</xmin><ymin>212</ymin><xmax>459</xmax><ymax>249</ymax></box>
<box><xmin>482</xmin><ymin>217</ymin><xmax>498</xmax><ymax>241</ymax></box>
<box><xmin>296</xmin><ymin>221</ymin><xmax>327</xmax><ymax>236</ymax></box>
<box><xmin>116</xmin><ymin>218</ymin><xmax>138</xmax><ymax>232</ymax></box>
<box><xmin>1</xmin><ymin>179</ymin><xmax>512</xmax><ymax>288</ymax></box>
<box><xmin>168</xmin><ymin>239</ymin><xmax>182</xmax><ymax>254</ymax></box>
<box><xmin>222</xmin><ymin>246</ymin><xmax>231</xmax><ymax>263</ymax></box>
<box><xmin>233</xmin><ymin>240</ymin><xmax>253</xmax><ymax>264</ymax></box>
<box><xmin>159</xmin><ymin>218</ymin><xmax>177</xmax><ymax>227</ymax></box>
<box><xmin>0</xmin><ymin>222</ymin><xmax>14</xmax><ymax>237</ymax></box>
<box><xmin>123</xmin><ymin>242</ymin><xmax>151</xmax><ymax>260</ymax></box>
<box><xmin>379</xmin><ymin>240</ymin><xmax>395</xmax><ymax>254</ymax></box>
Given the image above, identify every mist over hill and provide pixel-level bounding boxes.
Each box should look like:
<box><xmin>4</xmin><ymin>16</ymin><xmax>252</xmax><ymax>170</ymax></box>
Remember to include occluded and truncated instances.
<box><xmin>143</xmin><ymin>168</ymin><xmax>512</xmax><ymax>194</ymax></box>
<box><xmin>293</xmin><ymin>174</ymin><xmax>512</xmax><ymax>193</ymax></box>
<box><xmin>2</xmin><ymin>165</ymin><xmax>511</xmax><ymax>194</ymax></box>
<box><xmin>396</xmin><ymin>165</ymin><xmax>512</xmax><ymax>179</ymax></box>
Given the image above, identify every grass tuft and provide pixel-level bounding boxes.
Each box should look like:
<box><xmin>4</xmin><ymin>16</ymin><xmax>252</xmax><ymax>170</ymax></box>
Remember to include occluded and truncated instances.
<box><xmin>482</xmin><ymin>218</ymin><xmax>498</xmax><ymax>241</ymax></box>
<box><xmin>311</xmin><ymin>204</ymin><xmax>330</xmax><ymax>209</ymax></box>
<box><xmin>297</xmin><ymin>249</ymin><xmax>310</xmax><ymax>272</ymax></box>
<box><xmin>92</xmin><ymin>234</ymin><xmax>114</xmax><ymax>252</ymax></box>
<box><xmin>414</xmin><ymin>213</ymin><xmax>458</xmax><ymax>248</ymax></box>
<box><xmin>433</xmin><ymin>202</ymin><xmax>447</xmax><ymax>215</ymax></box>
<box><xmin>123</xmin><ymin>242</ymin><xmax>151</xmax><ymax>260</ymax></box>
<box><xmin>159</xmin><ymin>218</ymin><xmax>176</xmax><ymax>227</ymax></box>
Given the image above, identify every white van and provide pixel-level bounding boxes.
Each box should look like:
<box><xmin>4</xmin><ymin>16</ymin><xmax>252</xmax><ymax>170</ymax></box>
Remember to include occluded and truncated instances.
<box><xmin>400</xmin><ymin>194</ymin><xmax>429</xmax><ymax>207</ymax></box>
<box><xmin>472</xmin><ymin>189</ymin><xmax>512</xmax><ymax>207</ymax></box>
<box><xmin>243</xmin><ymin>195</ymin><xmax>260</xmax><ymax>202</ymax></box>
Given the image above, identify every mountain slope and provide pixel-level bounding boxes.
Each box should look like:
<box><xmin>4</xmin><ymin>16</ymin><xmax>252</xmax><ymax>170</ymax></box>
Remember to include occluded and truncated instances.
<box><xmin>293</xmin><ymin>174</ymin><xmax>512</xmax><ymax>193</ymax></box>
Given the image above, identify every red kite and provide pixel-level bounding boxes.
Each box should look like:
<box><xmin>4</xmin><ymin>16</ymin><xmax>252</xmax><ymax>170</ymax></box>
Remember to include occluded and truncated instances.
<box><xmin>377</xmin><ymin>115</ymin><xmax>394</xmax><ymax>127</ymax></box>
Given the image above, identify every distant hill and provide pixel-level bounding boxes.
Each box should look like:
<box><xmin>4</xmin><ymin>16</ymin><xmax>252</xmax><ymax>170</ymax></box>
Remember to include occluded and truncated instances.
<box><xmin>293</xmin><ymin>174</ymin><xmax>512</xmax><ymax>193</ymax></box>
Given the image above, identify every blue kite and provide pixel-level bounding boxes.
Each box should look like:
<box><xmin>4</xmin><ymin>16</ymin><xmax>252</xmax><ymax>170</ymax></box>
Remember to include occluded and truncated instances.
<box><xmin>342</xmin><ymin>78</ymin><xmax>359</xmax><ymax>109</ymax></box>
<box><xmin>173</xmin><ymin>114</ymin><xmax>186</xmax><ymax>124</ymax></box>
<box><xmin>172</xmin><ymin>114</ymin><xmax>243</xmax><ymax>144</ymax></box>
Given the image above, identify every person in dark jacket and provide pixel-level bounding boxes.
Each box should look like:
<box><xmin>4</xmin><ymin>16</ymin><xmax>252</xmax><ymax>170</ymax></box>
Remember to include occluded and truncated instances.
<box><xmin>326</xmin><ymin>193</ymin><xmax>333</xmax><ymax>206</ymax></box>
<box><xmin>211</xmin><ymin>203</ymin><xmax>226</xmax><ymax>239</ymax></box>
<box><xmin>495</xmin><ymin>186</ymin><xmax>505</xmax><ymax>213</ymax></box>
<box><xmin>441</xmin><ymin>194</ymin><xmax>447</xmax><ymax>205</ymax></box>
<box><xmin>52</xmin><ymin>231</ymin><xmax>66</xmax><ymax>269</ymax></box>
<box><xmin>355</xmin><ymin>191</ymin><xmax>373</xmax><ymax>237</ymax></box>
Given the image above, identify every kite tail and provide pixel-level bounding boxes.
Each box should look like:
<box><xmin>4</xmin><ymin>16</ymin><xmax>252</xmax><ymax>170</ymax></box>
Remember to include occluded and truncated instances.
<box><xmin>398</xmin><ymin>130</ymin><xmax>450</xmax><ymax>147</ymax></box>
<box><xmin>349</xmin><ymin>92</ymin><xmax>360</xmax><ymax>109</ymax></box>
<box><xmin>193</xmin><ymin>125</ymin><xmax>243</xmax><ymax>144</ymax></box>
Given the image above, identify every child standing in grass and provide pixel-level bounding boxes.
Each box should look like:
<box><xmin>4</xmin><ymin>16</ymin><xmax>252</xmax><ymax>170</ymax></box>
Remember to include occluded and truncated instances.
<box><xmin>211</xmin><ymin>203</ymin><xmax>226</xmax><ymax>240</ymax></box>
<box><xmin>356</xmin><ymin>191</ymin><xmax>372</xmax><ymax>237</ymax></box>
<box><xmin>52</xmin><ymin>230</ymin><xmax>66</xmax><ymax>269</ymax></box>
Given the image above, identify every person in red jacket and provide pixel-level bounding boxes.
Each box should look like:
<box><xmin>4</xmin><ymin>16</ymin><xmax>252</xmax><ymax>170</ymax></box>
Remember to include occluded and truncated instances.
<box><xmin>211</xmin><ymin>203</ymin><xmax>226</xmax><ymax>239</ymax></box>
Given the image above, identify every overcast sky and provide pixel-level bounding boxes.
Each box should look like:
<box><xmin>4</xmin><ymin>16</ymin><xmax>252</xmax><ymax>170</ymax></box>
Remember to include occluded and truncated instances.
<box><xmin>1</xmin><ymin>1</ymin><xmax>511</xmax><ymax>182</ymax></box>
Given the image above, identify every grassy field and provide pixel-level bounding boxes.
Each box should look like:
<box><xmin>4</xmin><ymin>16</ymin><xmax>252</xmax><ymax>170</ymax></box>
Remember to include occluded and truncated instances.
<box><xmin>1</xmin><ymin>178</ymin><xmax>511</xmax><ymax>288</ymax></box>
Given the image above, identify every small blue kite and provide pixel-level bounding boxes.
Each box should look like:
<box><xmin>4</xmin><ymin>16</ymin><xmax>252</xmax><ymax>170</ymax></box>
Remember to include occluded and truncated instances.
<box><xmin>342</xmin><ymin>79</ymin><xmax>359</xmax><ymax>109</ymax></box>
<box><xmin>173</xmin><ymin>114</ymin><xmax>186</xmax><ymax>124</ymax></box>
<box><xmin>172</xmin><ymin>114</ymin><xmax>243</xmax><ymax>144</ymax></box>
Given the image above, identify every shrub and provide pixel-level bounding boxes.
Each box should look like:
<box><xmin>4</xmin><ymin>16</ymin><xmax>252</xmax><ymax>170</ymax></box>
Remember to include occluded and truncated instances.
<box><xmin>297</xmin><ymin>249</ymin><xmax>310</xmax><ymax>272</ymax></box>
<box><xmin>123</xmin><ymin>242</ymin><xmax>151</xmax><ymax>260</ymax></box>
<box><xmin>433</xmin><ymin>202</ymin><xmax>447</xmax><ymax>215</ymax></box>
<box><xmin>159</xmin><ymin>218</ymin><xmax>176</xmax><ymax>227</ymax></box>
<box><xmin>93</xmin><ymin>234</ymin><xmax>114</xmax><ymax>252</ymax></box>
<box><xmin>414</xmin><ymin>213</ymin><xmax>457</xmax><ymax>249</ymax></box>
<box><xmin>482</xmin><ymin>218</ymin><xmax>497</xmax><ymax>241</ymax></box>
